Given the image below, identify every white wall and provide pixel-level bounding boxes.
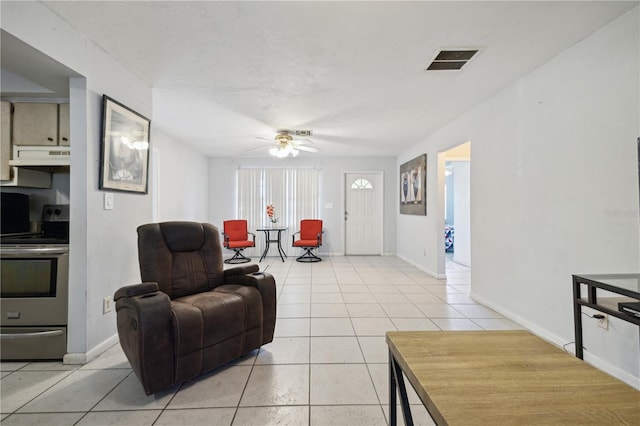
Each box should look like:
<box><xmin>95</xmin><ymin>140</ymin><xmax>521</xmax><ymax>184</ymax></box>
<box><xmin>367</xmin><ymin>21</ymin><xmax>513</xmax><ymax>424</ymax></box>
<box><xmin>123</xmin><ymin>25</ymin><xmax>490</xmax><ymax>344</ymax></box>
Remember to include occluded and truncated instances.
<box><xmin>153</xmin><ymin>130</ymin><xmax>209</xmax><ymax>222</ymax></box>
<box><xmin>1</xmin><ymin>2</ymin><xmax>209</xmax><ymax>360</ymax></box>
<box><xmin>208</xmin><ymin>156</ymin><xmax>397</xmax><ymax>256</ymax></box>
<box><xmin>397</xmin><ymin>7</ymin><xmax>640</xmax><ymax>386</ymax></box>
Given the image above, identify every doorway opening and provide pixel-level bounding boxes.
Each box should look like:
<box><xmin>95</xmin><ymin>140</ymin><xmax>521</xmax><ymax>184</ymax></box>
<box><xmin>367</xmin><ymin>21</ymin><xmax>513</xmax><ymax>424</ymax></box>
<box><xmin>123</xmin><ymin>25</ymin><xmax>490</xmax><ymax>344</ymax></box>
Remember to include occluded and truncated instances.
<box><xmin>438</xmin><ymin>142</ymin><xmax>471</xmax><ymax>278</ymax></box>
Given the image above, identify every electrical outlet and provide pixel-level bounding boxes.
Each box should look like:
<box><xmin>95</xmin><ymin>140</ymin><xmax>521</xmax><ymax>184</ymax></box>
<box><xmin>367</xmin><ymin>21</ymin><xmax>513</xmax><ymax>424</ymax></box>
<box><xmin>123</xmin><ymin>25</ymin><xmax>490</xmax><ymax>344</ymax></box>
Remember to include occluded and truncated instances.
<box><xmin>597</xmin><ymin>314</ymin><xmax>608</xmax><ymax>330</ymax></box>
<box><xmin>103</xmin><ymin>296</ymin><xmax>113</xmax><ymax>314</ymax></box>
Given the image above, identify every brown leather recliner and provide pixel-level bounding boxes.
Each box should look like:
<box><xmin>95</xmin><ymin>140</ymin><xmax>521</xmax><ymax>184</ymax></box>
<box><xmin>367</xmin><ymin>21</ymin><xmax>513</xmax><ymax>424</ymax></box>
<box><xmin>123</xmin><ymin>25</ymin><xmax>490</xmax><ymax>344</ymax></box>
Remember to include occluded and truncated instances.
<box><xmin>114</xmin><ymin>221</ymin><xmax>276</xmax><ymax>395</ymax></box>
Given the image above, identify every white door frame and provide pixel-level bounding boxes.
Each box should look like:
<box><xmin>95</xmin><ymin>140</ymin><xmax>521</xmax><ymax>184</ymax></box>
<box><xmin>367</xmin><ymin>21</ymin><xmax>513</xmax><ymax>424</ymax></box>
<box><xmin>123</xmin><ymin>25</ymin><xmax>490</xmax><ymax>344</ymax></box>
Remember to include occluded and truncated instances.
<box><xmin>343</xmin><ymin>171</ymin><xmax>384</xmax><ymax>255</ymax></box>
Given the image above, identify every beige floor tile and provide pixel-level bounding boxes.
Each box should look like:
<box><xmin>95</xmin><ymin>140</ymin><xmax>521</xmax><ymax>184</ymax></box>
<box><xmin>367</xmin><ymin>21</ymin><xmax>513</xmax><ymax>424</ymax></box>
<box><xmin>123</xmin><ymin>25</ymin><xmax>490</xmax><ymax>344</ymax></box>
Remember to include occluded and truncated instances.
<box><xmin>240</xmin><ymin>365</ymin><xmax>309</xmax><ymax>406</ymax></box>
<box><xmin>367</xmin><ymin>363</ymin><xmax>422</xmax><ymax>405</ymax></box>
<box><xmin>77</xmin><ymin>410</ymin><xmax>162</xmax><ymax>425</ymax></box>
<box><xmin>373</xmin><ymin>293</ymin><xmax>409</xmax><ymax>304</ymax></box>
<box><xmin>93</xmin><ymin>372</ymin><xmax>177</xmax><ymax>411</ymax></box>
<box><xmin>380</xmin><ymin>303</ymin><xmax>425</xmax><ymax>318</ymax></box>
<box><xmin>310</xmin><ymin>318</ymin><xmax>355</xmax><ymax>336</ymax></box>
<box><xmin>277</xmin><ymin>303</ymin><xmax>311</xmax><ymax>318</ymax></box>
<box><xmin>310</xmin><ymin>303</ymin><xmax>349</xmax><ymax>317</ymax></box>
<box><xmin>436</xmin><ymin>293</ymin><xmax>476</xmax><ymax>304</ymax></box>
<box><xmin>80</xmin><ymin>344</ymin><xmax>130</xmax><ymax>370</ymax></box>
<box><xmin>155</xmin><ymin>408</ymin><xmax>235</xmax><ymax>426</ymax></box>
<box><xmin>274</xmin><ymin>318</ymin><xmax>310</xmax><ymax>337</ymax></box>
<box><xmin>278</xmin><ymin>292</ymin><xmax>311</xmax><ymax>304</ymax></box>
<box><xmin>18</xmin><ymin>369</ymin><xmax>130</xmax><ymax>413</ymax></box>
<box><xmin>311</xmin><ymin>284</ymin><xmax>340</xmax><ymax>293</ymax></box>
<box><xmin>0</xmin><ymin>370</ymin><xmax>74</xmax><ymax>413</ymax></box>
<box><xmin>431</xmin><ymin>318</ymin><xmax>483</xmax><ymax>330</ymax></box>
<box><xmin>168</xmin><ymin>366</ymin><xmax>251</xmax><ymax>409</ymax></box>
<box><xmin>451</xmin><ymin>304</ymin><xmax>504</xmax><ymax>318</ymax></box>
<box><xmin>341</xmin><ymin>292</ymin><xmax>377</xmax><ymax>303</ymax></box>
<box><xmin>19</xmin><ymin>361</ymin><xmax>79</xmax><ymax>372</ymax></box>
<box><xmin>338</xmin><ymin>284</ymin><xmax>370</xmax><ymax>293</ymax></box>
<box><xmin>403</xmin><ymin>293</ymin><xmax>443</xmax><ymax>303</ymax></box>
<box><xmin>415</xmin><ymin>303</ymin><xmax>465</xmax><ymax>318</ymax></box>
<box><xmin>256</xmin><ymin>337</ymin><xmax>310</xmax><ymax>364</ymax></box>
<box><xmin>310</xmin><ymin>293</ymin><xmax>344</xmax><ymax>304</ymax></box>
<box><xmin>310</xmin><ymin>364</ymin><xmax>378</xmax><ymax>405</ymax></box>
<box><xmin>391</xmin><ymin>318</ymin><xmax>439</xmax><ymax>331</ymax></box>
<box><xmin>0</xmin><ymin>362</ymin><xmax>28</xmax><ymax>372</ymax></box>
<box><xmin>357</xmin><ymin>336</ymin><xmax>388</xmax><ymax>364</ymax></box>
<box><xmin>1</xmin><ymin>412</ymin><xmax>85</xmax><ymax>425</ymax></box>
<box><xmin>281</xmin><ymin>285</ymin><xmax>312</xmax><ymax>294</ymax></box>
<box><xmin>310</xmin><ymin>337</ymin><xmax>364</xmax><ymax>363</ymax></box>
<box><xmin>233</xmin><ymin>406</ymin><xmax>309</xmax><ymax>425</ymax></box>
<box><xmin>351</xmin><ymin>317</ymin><xmax>396</xmax><ymax>336</ymax></box>
<box><xmin>310</xmin><ymin>405</ymin><xmax>387</xmax><ymax>426</ymax></box>
<box><xmin>394</xmin><ymin>285</ymin><xmax>430</xmax><ymax>294</ymax></box>
<box><xmin>381</xmin><ymin>404</ymin><xmax>436</xmax><ymax>426</ymax></box>
<box><xmin>346</xmin><ymin>303</ymin><xmax>387</xmax><ymax>317</ymax></box>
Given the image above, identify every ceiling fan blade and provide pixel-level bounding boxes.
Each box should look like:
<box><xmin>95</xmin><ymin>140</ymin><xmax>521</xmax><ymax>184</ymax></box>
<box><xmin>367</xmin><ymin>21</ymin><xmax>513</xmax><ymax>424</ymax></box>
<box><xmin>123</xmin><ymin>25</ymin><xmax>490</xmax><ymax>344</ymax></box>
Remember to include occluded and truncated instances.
<box><xmin>296</xmin><ymin>145</ymin><xmax>318</xmax><ymax>153</ymax></box>
<box><xmin>254</xmin><ymin>136</ymin><xmax>272</xmax><ymax>141</ymax></box>
<box><xmin>246</xmin><ymin>145</ymin><xmax>272</xmax><ymax>153</ymax></box>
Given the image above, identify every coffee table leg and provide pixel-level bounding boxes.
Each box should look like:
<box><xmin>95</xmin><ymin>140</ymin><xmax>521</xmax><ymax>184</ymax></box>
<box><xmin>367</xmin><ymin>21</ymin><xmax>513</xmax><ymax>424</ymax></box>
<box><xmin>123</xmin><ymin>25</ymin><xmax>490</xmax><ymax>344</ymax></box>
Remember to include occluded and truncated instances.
<box><xmin>390</xmin><ymin>350</ymin><xmax>414</xmax><ymax>426</ymax></box>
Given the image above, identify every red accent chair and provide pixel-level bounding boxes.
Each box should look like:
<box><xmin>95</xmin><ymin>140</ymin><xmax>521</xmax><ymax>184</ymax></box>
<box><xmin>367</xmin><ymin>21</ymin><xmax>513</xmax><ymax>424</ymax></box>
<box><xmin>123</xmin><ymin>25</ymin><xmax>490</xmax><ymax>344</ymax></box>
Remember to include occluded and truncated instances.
<box><xmin>223</xmin><ymin>220</ymin><xmax>255</xmax><ymax>264</ymax></box>
<box><xmin>292</xmin><ymin>219</ymin><xmax>324</xmax><ymax>262</ymax></box>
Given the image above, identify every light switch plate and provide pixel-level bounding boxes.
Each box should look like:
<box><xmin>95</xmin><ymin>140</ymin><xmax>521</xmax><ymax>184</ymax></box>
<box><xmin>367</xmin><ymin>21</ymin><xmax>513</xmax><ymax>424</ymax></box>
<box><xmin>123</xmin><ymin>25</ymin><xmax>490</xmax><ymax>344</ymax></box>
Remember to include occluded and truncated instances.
<box><xmin>104</xmin><ymin>192</ymin><xmax>114</xmax><ymax>210</ymax></box>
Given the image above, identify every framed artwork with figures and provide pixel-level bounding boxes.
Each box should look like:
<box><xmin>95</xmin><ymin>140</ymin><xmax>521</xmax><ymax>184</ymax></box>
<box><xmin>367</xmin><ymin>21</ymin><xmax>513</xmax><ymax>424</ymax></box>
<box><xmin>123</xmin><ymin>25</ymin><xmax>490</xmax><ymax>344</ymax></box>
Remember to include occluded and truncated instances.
<box><xmin>99</xmin><ymin>95</ymin><xmax>151</xmax><ymax>194</ymax></box>
<box><xmin>400</xmin><ymin>154</ymin><xmax>426</xmax><ymax>215</ymax></box>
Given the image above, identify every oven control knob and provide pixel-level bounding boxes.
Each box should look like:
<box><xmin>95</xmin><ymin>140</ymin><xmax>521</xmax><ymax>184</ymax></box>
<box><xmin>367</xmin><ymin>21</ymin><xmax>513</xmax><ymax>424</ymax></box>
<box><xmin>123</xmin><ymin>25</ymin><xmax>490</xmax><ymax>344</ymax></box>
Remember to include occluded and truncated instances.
<box><xmin>46</xmin><ymin>208</ymin><xmax>53</xmax><ymax>216</ymax></box>
<box><xmin>54</xmin><ymin>208</ymin><xmax>62</xmax><ymax>215</ymax></box>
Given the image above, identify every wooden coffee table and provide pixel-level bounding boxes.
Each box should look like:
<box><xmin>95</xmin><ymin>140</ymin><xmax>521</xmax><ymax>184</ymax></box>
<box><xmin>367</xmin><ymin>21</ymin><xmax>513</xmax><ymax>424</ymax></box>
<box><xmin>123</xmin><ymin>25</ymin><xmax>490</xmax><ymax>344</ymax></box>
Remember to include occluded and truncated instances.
<box><xmin>386</xmin><ymin>330</ymin><xmax>640</xmax><ymax>425</ymax></box>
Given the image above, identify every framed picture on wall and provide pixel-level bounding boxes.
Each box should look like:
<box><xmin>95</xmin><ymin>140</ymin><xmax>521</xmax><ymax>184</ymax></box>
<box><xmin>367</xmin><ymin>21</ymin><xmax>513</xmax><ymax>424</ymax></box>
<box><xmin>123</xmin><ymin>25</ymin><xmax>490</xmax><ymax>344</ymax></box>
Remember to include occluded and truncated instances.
<box><xmin>400</xmin><ymin>154</ymin><xmax>427</xmax><ymax>215</ymax></box>
<box><xmin>99</xmin><ymin>95</ymin><xmax>151</xmax><ymax>194</ymax></box>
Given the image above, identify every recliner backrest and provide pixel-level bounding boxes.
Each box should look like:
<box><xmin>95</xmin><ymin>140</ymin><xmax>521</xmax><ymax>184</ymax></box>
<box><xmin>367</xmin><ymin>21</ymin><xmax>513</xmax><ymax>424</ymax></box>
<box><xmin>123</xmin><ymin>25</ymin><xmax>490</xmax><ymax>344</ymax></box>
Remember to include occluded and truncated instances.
<box><xmin>137</xmin><ymin>222</ymin><xmax>224</xmax><ymax>299</ymax></box>
<box><xmin>300</xmin><ymin>219</ymin><xmax>323</xmax><ymax>241</ymax></box>
<box><xmin>223</xmin><ymin>220</ymin><xmax>249</xmax><ymax>242</ymax></box>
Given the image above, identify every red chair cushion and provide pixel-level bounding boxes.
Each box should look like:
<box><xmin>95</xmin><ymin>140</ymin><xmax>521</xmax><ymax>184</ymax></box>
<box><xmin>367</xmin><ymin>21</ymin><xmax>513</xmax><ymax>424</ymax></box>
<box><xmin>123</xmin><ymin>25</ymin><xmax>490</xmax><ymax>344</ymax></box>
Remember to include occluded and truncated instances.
<box><xmin>223</xmin><ymin>220</ymin><xmax>253</xmax><ymax>249</ymax></box>
<box><xmin>295</xmin><ymin>220</ymin><xmax>322</xmax><ymax>247</ymax></box>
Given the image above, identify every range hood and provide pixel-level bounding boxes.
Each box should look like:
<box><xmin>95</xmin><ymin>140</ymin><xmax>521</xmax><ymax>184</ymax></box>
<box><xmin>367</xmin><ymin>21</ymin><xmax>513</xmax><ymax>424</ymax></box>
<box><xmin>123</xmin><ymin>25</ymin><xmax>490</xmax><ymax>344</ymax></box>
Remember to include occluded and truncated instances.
<box><xmin>9</xmin><ymin>146</ymin><xmax>70</xmax><ymax>167</ymax></box>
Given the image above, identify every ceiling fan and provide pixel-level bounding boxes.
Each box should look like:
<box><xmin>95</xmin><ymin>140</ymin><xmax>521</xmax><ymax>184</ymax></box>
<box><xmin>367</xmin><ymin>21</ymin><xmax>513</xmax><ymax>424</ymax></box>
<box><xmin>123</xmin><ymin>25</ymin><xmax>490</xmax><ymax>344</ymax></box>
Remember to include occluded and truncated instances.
<box><xmin>253</xmin><ymin>130</ymin><xmax>319</xmax><ymax>158</ymax></box>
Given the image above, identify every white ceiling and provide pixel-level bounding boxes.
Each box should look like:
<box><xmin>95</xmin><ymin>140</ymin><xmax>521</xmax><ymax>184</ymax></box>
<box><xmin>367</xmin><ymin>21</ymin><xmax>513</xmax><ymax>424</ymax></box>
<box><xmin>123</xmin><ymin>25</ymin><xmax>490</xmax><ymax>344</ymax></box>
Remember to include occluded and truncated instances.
<box><xmin>10</xmin><ymin>1</ymin><xmax>640</xmax><ymax>157</ymax></box>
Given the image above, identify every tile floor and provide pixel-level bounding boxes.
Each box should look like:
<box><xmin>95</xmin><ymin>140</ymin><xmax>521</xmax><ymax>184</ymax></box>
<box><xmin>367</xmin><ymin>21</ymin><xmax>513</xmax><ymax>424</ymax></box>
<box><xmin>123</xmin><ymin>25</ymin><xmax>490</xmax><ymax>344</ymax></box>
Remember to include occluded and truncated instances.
<box><xmin>0</xmin><ymin>255</ymin><xmax>522</xmax><ymax>425</ymax></box>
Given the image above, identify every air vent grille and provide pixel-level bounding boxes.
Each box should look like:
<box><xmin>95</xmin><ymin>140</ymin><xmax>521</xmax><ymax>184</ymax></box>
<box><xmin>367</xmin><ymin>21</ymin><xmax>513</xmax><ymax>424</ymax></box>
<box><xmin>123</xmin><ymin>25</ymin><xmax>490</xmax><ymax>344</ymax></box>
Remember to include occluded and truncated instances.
<box><xmin>426</xmin><ymin>49</ymin><xmax>478</xmax><ymax>71</ymax></box>
<box><xmin>294</xmin><ymin>130</ymin><xmax>313</xmax><ymax>137</ymax></box>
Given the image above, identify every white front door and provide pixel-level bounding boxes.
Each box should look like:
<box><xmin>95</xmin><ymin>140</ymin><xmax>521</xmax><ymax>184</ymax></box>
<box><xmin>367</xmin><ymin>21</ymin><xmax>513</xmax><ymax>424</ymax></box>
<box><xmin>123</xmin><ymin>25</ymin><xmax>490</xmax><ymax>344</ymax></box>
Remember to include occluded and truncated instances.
<box><xmin>345</xmin><ymin>172</ymin><xmax>383</xmax><ymax>255</ymax></box>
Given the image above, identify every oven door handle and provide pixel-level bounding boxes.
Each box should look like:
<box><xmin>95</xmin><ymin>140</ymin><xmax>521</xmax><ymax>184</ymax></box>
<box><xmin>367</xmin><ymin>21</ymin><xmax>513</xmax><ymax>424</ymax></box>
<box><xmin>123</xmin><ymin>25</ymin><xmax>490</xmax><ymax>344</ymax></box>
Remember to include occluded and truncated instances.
<box><xmin>1</xmin><ymin>247</ymin><xmax>69</xmax><ymax>255</ymax></box>
<box><xmin>0</xmin><ymin>330</ymin><xmax>65</xmax><ymax>339</ymax></box>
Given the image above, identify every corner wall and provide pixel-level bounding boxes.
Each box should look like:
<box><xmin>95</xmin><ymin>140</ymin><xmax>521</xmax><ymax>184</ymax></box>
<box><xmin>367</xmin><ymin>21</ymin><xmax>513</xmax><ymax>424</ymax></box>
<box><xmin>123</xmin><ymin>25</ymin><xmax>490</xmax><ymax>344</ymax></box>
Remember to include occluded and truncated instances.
<box><xmin>397</xmin><ymin>8</ymin><xmax>640</xmax><ymax>385</ymax></box>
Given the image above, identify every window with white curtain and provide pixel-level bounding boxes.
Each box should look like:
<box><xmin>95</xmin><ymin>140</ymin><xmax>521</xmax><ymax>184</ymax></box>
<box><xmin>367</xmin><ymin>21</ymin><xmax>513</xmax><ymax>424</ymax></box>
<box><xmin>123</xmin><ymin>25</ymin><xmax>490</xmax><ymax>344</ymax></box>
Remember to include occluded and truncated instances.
<box><xmin>237</xmin><ymin>168</ymin><xmax>319</xmax><ymax>255</ymax></box>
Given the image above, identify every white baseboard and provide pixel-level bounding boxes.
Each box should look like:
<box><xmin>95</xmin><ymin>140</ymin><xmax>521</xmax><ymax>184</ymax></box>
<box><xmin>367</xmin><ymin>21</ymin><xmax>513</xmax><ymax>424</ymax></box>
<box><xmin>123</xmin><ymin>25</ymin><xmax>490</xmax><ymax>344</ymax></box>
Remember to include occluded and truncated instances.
<box><xmin>471</xmin><ymin>291</ymin><xmax>640</xmax><ymax>390</ymax></box>
<box><xmin>63</xmin><ymin>333</ymin><xmax>119</xmax><ymax>365</ymax></box>
<box><xmin>395</xmin><ymin>253</ymin><xmax>445</xmax><ymax>279</ymax></box>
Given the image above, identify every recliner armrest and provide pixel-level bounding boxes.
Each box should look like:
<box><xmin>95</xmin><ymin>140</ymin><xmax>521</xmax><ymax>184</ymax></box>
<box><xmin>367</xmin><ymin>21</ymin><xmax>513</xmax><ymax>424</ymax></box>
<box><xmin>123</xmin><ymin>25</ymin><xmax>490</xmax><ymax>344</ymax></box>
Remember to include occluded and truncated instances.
<box><xmin>114</xmin><ymin>282</ymin><xmax>158</xmax><ymax>300</ymax></box>
<box><xmin>223</xmin><ymin>264</ymin><xmax>260</xmax><ymax>278</ymax></box>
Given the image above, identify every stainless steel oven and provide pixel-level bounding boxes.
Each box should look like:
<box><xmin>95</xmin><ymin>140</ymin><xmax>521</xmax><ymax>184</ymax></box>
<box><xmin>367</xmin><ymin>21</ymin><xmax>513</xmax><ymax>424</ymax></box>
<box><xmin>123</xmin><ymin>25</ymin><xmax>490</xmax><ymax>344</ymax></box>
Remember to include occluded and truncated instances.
<box><xmin>0</xmin><ymin>202</ymin><xmax>70</xmax><ymax>360</ymax></box>
<box><xmin>1</xmin><ymin>245</ymin><xmax>68</xmax><ymax>359</ymax></box>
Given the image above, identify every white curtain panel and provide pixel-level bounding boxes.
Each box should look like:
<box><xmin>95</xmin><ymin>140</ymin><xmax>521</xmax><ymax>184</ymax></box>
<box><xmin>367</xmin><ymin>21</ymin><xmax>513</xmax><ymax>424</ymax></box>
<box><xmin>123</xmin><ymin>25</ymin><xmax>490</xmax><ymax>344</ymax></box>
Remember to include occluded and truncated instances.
<box><xmin>237</xmin><ymin>168</ymin><xmax>319</xmax><ymax>257</ymax></box>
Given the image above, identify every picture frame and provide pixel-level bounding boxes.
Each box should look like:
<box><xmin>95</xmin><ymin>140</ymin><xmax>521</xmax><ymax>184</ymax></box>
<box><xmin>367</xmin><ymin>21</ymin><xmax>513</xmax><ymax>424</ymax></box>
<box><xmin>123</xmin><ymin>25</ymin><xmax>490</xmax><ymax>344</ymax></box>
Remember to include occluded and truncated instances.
<box><xmin>99</xmin><ymin>95</ymin><xmax>151</xmax><ymax>193</ymax></box>
<box><xmin>400</xmin><ymin>154</ymin><xmax>427</xmax><ymax>215</ymax></box>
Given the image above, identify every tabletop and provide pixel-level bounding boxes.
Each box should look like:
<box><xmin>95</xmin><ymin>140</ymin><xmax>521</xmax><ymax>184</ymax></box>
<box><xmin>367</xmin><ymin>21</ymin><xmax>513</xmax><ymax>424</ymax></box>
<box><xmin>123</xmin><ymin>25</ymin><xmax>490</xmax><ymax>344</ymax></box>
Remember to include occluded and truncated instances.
<box><xmin>386</xmin><ymin>330</ymin><xmax>640</xmax><ymax>425</ymax></box>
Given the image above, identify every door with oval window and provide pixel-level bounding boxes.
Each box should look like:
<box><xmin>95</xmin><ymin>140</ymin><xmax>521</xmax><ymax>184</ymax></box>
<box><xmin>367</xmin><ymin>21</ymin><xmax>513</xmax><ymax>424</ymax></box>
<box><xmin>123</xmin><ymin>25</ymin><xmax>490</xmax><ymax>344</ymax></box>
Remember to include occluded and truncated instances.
<box><xmin>345</xmin><ymin>172</ymin><xmax>383</xmax><ymax>255</ymax></box>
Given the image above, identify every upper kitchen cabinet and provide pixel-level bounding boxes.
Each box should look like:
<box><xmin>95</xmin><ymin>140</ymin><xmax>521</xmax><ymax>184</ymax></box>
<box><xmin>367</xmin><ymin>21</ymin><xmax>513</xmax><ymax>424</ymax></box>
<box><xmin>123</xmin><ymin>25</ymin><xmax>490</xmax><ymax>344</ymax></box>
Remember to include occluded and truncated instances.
<box><xmin>1</xmin><ymin>101</ymin><xmax>11</xmax><ymax>180</ymax></box>
<box><xmin>12</xmin><ymin>102</ymin><xmax>62</xmax><ymax>146</ymax></box>
<box><xmin>58</xmin><ymin>103</ymin><xmax>70</xmax><ymax>146</ymax></box>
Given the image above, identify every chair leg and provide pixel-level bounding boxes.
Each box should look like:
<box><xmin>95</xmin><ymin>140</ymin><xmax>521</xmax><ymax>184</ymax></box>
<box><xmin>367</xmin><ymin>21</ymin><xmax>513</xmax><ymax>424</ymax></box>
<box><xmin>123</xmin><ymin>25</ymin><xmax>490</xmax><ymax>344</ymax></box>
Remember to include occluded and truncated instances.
<box><xmin>224</xmin><ymin>249</ymin><xmax>251</xmax><ymax>264</ymax></box>
<box><xmin>296</xmin><ymin>247</ymin><xmax>322</xmax><ymax>262</ymax></box>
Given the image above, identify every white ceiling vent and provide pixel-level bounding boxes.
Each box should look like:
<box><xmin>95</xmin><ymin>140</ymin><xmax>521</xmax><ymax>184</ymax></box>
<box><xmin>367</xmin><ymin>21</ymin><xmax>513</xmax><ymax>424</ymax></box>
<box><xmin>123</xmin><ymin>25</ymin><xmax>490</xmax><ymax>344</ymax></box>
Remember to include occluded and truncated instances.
<box><xmin>426</xmin><ymin>49</ymin><xmax>478</xmax><ymax>71</ymax></box>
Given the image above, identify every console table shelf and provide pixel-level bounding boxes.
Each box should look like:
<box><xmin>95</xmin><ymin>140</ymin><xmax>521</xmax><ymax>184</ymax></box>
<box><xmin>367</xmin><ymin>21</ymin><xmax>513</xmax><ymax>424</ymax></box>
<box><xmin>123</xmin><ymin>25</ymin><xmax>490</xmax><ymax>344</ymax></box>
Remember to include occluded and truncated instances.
<box><xmin>572</xmin><ymin>273</ymin><xmax>640</xmax><ymax>359</ymax></box>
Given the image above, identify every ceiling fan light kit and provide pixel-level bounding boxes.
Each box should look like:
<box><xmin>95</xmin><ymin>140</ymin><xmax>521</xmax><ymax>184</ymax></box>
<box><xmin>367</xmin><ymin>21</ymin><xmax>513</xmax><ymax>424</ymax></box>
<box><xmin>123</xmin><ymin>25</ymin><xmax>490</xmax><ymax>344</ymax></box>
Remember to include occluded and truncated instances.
<box><xmin>260</xmin><ymin>129</ymin><xmax>316</xmax><ymax>158</ymax></box>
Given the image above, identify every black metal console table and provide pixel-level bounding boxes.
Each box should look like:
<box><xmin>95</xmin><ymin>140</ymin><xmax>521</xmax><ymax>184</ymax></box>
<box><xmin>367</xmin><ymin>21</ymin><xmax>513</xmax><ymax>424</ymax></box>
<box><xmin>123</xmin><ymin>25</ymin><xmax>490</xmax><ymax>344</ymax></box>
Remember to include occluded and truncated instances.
<box><xmin>572</xmin><ymin>273</ymin><xmax>640</xmax><ymax>359</ymax></box>
<box><xmin>256</xmin><ymin>227</ymin><xmax>288</xmax><ymax>262</ymax></box>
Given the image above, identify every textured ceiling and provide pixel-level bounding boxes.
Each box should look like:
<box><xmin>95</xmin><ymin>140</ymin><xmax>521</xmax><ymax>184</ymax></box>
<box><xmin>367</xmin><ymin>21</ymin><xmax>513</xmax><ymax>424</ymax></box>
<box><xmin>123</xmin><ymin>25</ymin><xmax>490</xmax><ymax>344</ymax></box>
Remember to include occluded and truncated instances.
<box><xmin>24</xmin><ymin>2</ymin><xmax>640</xmax><ymax>157</ymax></box>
